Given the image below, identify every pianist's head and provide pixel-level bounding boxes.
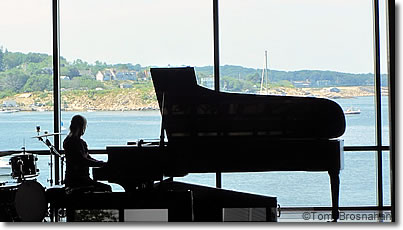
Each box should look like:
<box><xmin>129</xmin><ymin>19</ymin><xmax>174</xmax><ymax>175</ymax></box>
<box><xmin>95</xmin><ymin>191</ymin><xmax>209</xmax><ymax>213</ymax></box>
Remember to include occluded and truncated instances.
<box><xmin>68</xmin><ymin>115</ymin><xmax>87</xmax><ymax>137</ymax></box>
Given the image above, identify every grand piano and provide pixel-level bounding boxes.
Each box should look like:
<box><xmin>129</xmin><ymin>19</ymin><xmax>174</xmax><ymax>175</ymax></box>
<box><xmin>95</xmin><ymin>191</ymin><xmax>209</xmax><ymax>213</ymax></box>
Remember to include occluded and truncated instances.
<box><xmin>93</xmin><ymin>67</ymin><xmax>346</xmax><ymax>221</ymax></box>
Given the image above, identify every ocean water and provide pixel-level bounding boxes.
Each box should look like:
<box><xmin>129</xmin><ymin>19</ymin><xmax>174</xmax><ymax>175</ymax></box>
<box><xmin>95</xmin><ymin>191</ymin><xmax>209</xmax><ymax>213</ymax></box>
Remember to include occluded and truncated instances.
<box><xmin>0</xmin><ymin>96</ymin><xmax>391</xmax><ymax>207</ymax></box>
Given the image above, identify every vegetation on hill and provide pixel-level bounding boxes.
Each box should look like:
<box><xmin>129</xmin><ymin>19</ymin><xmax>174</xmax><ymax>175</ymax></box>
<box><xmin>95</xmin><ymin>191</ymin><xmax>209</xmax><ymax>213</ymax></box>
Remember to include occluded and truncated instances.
<box><xmin>0</xmin><ymin>46</ymin><xmax>388</xmax><ymax>111</ymax></box>
<box><xmin>195</xmin><ymin>65</ymin><xmax>388</xmax><ymax>93</ymax></box>
<box><xmin>0</xmin><ymin>46</ymin><xmax>150</xmax><ymax>99</ymax></box>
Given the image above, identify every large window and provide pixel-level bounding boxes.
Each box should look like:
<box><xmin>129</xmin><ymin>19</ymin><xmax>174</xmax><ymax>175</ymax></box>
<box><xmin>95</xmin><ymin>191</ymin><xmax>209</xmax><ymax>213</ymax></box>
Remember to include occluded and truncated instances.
<box><xmin>0</xmin><ymin>0</ymin><xmax>53</xmax><ymax>150</ymax></box>
<box><xmin>58</xmin><ymin>0</ymin><xmax>214</xmax><ymax>190</ymax></box>
<box><xmin>59</xmin><ymin>0</ymin><xmax>214</xmax><ymax>148</ymax></box>
<box><xmin>0</xmin><ymin>0</ymin><xmax>53</xmax><ymax>185</ymax></box>
<box><xmin>219</xmin><ymin>0</ymin><xmax>377</xmax><ymax>144</ymax></box>
<box><xmin>216</xmin><ymin>0</ymin><xmax>391</xmax><ymax>208</ymax></box>
<box><xmin>0</xmin><ymin>0</ymin><xmax>393</xmax><ymax>218</ymax></box>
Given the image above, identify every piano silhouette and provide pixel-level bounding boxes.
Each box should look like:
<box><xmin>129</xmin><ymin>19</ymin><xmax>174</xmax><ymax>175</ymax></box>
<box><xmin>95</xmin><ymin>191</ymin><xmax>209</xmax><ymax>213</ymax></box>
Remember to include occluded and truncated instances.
<box><xmin>94</xmin><ymin>67</ymin><xmax>346</xmax><ymax>221</ymax></box>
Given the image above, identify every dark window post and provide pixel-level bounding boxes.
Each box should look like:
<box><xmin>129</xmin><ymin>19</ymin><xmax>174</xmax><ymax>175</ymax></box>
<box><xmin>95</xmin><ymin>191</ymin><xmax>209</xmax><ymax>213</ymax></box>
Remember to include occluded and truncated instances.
<box><xmin>372</xmin><ymin>0</ymin><xmax>383</xmax><ymax>210</ymax></box>
<box><xmin>385</xmin><ymin>0</ymin><xmax>395</xmax><ymax>222</ymax></box>
<box><xmin>52</xmin><ymin>0</ymin><xmax>61</xmax><ymax>185</ymax></box>
<box><xmin>213</xmin><ymin>0</ymin><xmax>222</xmax><ymax>189</ymax></box>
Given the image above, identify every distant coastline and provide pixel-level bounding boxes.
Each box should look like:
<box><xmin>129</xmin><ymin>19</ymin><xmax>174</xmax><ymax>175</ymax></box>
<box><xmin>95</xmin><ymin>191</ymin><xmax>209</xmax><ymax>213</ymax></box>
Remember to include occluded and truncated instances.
<box><xmin>1</xmin><ymin>49</ymin><xmax>390</xmax><ymax>113</ymax></box>
<box><xmin>1</xmin><ymin>86</ymin><xmax>388</xmax><ymax>112</ymax></box>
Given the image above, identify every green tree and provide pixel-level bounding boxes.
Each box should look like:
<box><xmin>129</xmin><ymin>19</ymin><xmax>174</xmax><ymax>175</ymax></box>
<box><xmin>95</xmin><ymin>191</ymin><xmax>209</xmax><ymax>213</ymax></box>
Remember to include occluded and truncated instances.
<box><xmin>67</xmin><ymin>67</ymin><xmax>80</xmax><ymax>78</ymax></box>
<box><xmin>3</xmin><ymin>52</ymin><xmax>25</xmax><ymax>69</ymax></box>
<box><xmin>245</xmin><ymin>72</ymin><xmax>260</xmax><ymax>84</ymax></box>
<box><xmin>23</xmin><ymin>74</ymin><xmax>52</xmax><ymax>92</ymax></box>
<box><xmin>133</xmin><ymin>64</ymin><xmax>141</xmax><ymax>71</ymax></box>
<box><xmin>62</xmin><ymin>76</ymin><xmax>104</xmax><ymax>90</ymax></box>
<box><xmin>0</xmin><ymin>70</ymin><xmax>29</xmax><ymax>92</ymax></box>
<box><xmin>26</xmin><ymin>52</ymin><xmax>48</xmax><ymax>63</ymax></box>
<box><xmin>0</xmin><ymin>46</ymin><xmax>4</xmax><ymax>71</ymax></box>
<box><xmin>72</xmin><ymin>59</ymin><xmax>89</xmax><ymax>69</ymax></box>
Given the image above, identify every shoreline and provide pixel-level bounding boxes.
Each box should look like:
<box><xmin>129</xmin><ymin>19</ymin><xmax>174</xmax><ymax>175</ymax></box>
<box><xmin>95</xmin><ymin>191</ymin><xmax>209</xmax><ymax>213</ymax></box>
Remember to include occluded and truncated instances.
<box><xmin>1</xmin><ymin>86</ymin><xmax>388</xmax><ymax>113</ymax></box>
<box><xmin>1</xmin><ymin>94</ymin><xmax>385</xmax><ymax>113</ymax></box>
<box><xmin>0</xmin><ymin>107</ymin><xmax>160</xmax><ymax>113</ymax></box>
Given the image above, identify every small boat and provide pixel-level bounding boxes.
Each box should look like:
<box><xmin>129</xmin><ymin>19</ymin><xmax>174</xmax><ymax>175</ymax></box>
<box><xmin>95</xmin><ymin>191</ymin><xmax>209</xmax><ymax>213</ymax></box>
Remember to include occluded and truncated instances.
<box><xmin>344</xmin><ymin>107</ymin><xmax>361</xmax><ymax>115</ymax></box>
<box><xmin>0</xmin><ymin>109</ymin><xmax>19</xmax><ymax>114</ymax></box>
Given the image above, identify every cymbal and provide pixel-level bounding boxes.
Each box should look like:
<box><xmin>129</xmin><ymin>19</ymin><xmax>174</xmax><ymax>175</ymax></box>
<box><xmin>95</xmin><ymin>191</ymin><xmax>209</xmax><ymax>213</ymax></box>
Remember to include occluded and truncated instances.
<box><xmin>0</xmin><ymin>151</ymin><xmax>15</xmax><ymax>157</ymax></box>
<box><xmin>32</xmin><ymin>132</ymin><xmax>65</xmax><ymax>138</ymax></box>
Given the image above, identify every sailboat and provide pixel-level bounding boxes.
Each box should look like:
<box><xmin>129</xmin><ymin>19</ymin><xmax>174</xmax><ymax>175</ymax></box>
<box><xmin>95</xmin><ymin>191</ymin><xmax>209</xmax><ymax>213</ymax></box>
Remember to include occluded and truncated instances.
<box><xmin>344</xmin><ymin>106</ymin><xmax>361</xmax><ymax>115</ymax></box>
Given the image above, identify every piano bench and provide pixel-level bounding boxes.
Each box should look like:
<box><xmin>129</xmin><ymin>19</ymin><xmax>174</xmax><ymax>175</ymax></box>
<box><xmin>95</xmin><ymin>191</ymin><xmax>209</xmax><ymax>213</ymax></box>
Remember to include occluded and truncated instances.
<box><xmin>46</xmin><ymin>185</ymin><xmax>66</xmax><ymax>204</ymax></box>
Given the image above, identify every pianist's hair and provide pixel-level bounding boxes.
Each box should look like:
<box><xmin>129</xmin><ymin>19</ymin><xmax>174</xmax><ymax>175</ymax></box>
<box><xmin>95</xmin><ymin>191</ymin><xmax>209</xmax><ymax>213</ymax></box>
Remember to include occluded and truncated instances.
<box><xmin>68</xmin><ymin>115</ymin><xmax>87</xmax><ymax>137</ymax></box>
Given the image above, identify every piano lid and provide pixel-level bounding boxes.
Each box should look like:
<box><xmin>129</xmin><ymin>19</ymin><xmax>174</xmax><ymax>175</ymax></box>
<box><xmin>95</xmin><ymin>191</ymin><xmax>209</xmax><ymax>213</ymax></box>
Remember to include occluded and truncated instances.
<box><xmin>150</xmin><ymin>67</ymin><xmax>346</xmax><ymax>141</ymax></box>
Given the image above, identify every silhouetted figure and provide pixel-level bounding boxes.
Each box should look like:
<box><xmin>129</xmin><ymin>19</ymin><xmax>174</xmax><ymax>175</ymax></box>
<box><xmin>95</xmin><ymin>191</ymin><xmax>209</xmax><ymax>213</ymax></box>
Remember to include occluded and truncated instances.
<box><xmin>63</xmin><ymin>115</ymin><xmax>111</xmax><ymax>193</ymax></box>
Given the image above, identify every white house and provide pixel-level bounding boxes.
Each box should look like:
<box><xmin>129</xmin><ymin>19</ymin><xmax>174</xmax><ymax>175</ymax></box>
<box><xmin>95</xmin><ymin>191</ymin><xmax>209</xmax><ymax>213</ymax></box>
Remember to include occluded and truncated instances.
<box><xmin>96</xmin><ymin>69</ymin><xmax>116</xmax><ymax>82</ymax></box>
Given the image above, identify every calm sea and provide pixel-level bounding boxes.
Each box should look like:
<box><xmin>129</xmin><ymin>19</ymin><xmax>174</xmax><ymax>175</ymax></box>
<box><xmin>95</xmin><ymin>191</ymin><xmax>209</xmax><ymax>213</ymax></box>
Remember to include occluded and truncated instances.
<box><xmin>0</xmin><ymin>96</ymin><xmax>391</xmax><ymax>207</ymax></box>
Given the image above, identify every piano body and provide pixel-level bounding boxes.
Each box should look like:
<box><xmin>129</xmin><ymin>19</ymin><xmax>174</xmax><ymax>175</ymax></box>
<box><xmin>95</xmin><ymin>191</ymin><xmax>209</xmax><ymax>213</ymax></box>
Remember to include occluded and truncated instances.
<box><xmin>94</xmin><ymin>67</ymin><xmax>346</xmax><ymax>221</ymax></box>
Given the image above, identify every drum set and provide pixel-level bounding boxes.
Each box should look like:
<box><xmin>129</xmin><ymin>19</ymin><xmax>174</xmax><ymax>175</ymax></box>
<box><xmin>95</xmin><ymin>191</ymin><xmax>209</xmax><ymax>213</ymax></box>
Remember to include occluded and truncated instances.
<box><xmin>0</xmin><ymin>129</ymin><xmax>63</xmax><ymax>222</ymax></box>
<box><xmin>0</xmin><ymin>149</ymin><xmax>47</xmax><ymax>222</ymax></box>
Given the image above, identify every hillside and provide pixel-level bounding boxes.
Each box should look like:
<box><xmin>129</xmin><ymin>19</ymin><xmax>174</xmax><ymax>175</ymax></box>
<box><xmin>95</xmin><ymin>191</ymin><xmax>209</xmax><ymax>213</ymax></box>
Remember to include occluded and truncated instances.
<box><xmin>0</xmin><ymin>47</ymin><xmax>389</xmax><ymax>112</ymax></box>
<box><xmin>1</xmin><ymin>85</ymin><xmax>388</xmax><ymax>112</ymax></box>
<box><xmin>3</xmin><ymin>88</ymin><xmax>158</xmax><ymax>112</ymax></box>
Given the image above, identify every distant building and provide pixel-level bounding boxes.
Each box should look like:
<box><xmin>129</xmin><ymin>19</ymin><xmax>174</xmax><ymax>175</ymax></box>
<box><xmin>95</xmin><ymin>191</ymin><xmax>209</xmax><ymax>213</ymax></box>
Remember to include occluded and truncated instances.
<box><xmin>140</xmin><ymin>69</ymin><xmax>150</xmax><ymax>81</ymax></box>
<box><xmin>78</xmin><ymin>69</ymin><xmax>93</xmax><ymax>77</ymax></box>
<box><xmin>115</xmin><ymin>71</ymin><xmax>137</xmax><ymax>81</ymax></box>
<box><xmin>2</xmin><ymin>100</ymin><xmax>17</xmax><ymax>107</ymax></box>
<box><xmin>60</xmin><ymin>75</ymin><xmax>70</xmax><ymax>80</ymax></box>
<box><xmin>96</xmin><ymin>69</ymin><xmax>138</xmax><ymax>81</ymax></box>
<box><xmin>292</xmin><ymin>80</ymin><xmax>311</xmax><ymax>88</ymax></box>
<box><xmin>96</xmin><ymin>69</ymin><xmax>116</xmax><ymax>81</ymax></box>
<box><xmin>40</xmin><ymin>67</ymin><xmax>53</xmax><ymax>75</ymax></box>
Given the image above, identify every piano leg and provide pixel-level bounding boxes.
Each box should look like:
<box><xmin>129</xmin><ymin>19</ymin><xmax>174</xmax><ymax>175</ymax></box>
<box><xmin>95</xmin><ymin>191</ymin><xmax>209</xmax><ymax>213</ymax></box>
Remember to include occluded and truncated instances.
<box><xmin>328</xmin><ymin>170</ymin><xmax>340</xmax><ymax>222</ymax></box>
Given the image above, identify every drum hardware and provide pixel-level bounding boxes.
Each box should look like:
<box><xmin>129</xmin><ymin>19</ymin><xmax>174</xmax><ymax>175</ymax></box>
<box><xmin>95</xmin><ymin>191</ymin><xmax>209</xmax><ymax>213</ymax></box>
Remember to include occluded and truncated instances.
<box><xmin>9</xmin><ymin>150</ymin><xmax>39</xmax><ymax>183</ymax></box>
<box><xmin>32</xmin><ymin>126</ymin><xmax>65</xmax><ymax>186</ymax></box>
<box><xmin>17</xmin><ymin>159</ymin><xmax>24</xmax><ymax>181</ymax></box>
<box><xmin>0</xmin><ymin>129</ymin><xmax>48</xmax><ymax>221</ymax></box>
<box><xmin>0</xmin><ymin>151</ymin><xmax>14</xmax><ymax>157</ymax></box>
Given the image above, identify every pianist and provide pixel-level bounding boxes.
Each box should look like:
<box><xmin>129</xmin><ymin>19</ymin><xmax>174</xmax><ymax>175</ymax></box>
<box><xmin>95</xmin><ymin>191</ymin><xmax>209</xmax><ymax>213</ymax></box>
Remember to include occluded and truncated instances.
<box><xmin>63</xmin><ymin>115</ymin><xmax>111</xmax><ymax>193</ymax></box>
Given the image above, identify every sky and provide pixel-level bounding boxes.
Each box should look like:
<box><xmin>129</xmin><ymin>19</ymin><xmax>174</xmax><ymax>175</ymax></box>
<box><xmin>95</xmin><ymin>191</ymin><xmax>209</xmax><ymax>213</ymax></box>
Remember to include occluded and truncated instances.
<box><xmin>0</xmin><ymin>0</ymin><xmax>392</xmax><ymax>74</ymax></box>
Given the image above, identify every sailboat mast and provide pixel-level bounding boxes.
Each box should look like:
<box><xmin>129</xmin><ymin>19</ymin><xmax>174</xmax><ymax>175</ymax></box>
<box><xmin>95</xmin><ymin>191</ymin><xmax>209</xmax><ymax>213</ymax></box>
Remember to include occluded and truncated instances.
<box><xmin>260</xmin><ymin>66</ymin><xmax>265</xmax><ymax>94</ymax></box>
<box><xmin>265</xmin><ymin>50</ymin><xmax>268</xmax><ymax>94</ymax></box>
<box><xmin>259</xmin><ymin>50</ymin><xmax>270</xmax><ymax>95</ymax></box>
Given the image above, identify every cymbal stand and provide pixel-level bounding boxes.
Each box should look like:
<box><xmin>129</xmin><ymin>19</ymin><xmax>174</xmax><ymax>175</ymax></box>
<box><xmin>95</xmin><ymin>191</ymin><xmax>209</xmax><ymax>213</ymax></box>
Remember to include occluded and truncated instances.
<box><xmin>160</xmin><ymin>92</ymin><xmax>165</xmax><ymax>148</ymax></box>
<box><xmin>16</xmin><ymin>158</ymin><xmax>25</xmax><ymax>183</ymax></box>
<box><xmin>36</xmin><ymin>136</ymin><xmax>65</xmax><ymax>186</ymax></box>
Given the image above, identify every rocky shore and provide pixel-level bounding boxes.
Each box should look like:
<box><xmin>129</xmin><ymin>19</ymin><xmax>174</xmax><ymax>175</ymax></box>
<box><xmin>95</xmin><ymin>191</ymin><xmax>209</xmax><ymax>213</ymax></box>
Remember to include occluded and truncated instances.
<box><xmin>1</xmin><ymin>86</ymin><xmax>389</xmax><ymax>112</ymax></box>
<box><xmin>1</xmin><ymin>88</ymin><xmax>159</xmax><ymax>112</ymax></box>
<box><xmin>264</xmin><ymin>86</ymin><xmax>389</xmax><ymax>98</ymax></box>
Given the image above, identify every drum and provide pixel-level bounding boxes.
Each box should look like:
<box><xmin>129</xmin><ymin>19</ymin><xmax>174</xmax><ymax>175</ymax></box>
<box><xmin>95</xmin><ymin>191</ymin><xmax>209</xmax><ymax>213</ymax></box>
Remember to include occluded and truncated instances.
<box><xmin>0</xmin><ymin>180</ymin><xmax>47</xmax><ymax>222</ymax></box>
<box><xmin>9</xmin><ymin>153</ymin><xmax>38</xmax><ymax>179</ymax></box>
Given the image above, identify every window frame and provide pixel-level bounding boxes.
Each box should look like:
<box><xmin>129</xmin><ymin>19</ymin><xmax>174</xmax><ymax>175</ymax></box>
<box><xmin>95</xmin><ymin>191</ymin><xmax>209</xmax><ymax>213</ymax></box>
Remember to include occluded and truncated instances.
<box><xmin>47</xmin><ymin>0</ymin><xmax>393</xmax><ymax>219</ymax></box>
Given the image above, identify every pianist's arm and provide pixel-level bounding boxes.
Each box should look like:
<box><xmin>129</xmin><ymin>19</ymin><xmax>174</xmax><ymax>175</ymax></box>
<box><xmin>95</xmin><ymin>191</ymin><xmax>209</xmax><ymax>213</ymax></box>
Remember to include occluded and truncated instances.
<box><xmin>64</xmin><ymin>136</ymin><xmax>106</xmax><ymax>168</ymax></box>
